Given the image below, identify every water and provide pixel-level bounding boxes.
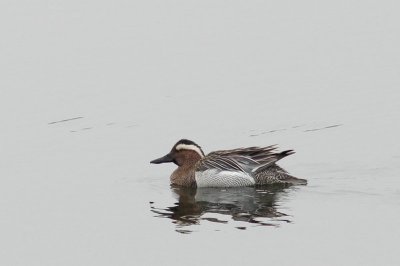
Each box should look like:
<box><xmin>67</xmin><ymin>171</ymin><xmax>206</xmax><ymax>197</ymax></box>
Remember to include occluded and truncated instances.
<box><xmin>1</xmin><ymin>1</ymin><xmax>400</xmax><ymax>265</ymax></box>
<box><xmin>151</xmin><ymin>185</ymin><xmax>296</xmax><ymax>233</ymax></box>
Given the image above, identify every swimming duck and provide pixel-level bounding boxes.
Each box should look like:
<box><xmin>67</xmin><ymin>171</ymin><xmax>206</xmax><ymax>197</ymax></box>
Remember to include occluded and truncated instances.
<box><xmin>150</xmin><ymin>139</ymin><xmax>307</xmax><ymax>187</ymax></box>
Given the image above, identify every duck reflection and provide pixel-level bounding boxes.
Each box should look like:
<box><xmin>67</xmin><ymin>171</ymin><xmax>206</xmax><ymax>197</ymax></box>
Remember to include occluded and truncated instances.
<box><xmin>150</xmin><ymin>185</ymin><xmax>293</xmax><ymax>233</ymax></box>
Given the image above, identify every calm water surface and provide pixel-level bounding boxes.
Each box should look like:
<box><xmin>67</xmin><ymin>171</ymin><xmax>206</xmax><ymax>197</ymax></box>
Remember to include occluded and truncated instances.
<box><xmin>151</xmin><ymin>185</ymin><xmax>296</xmax><ymax>233</ymax></box>
<box><xmin>1</xmin><ymin>1</ymin><xmax>400</xmax><ymax>265</ymax></box>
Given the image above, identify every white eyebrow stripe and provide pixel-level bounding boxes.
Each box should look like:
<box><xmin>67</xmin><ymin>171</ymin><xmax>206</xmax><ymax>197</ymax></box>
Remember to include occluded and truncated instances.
<box><xmin>176</xmin><ymin>144</ymin><xmax>204</xmax><ymax>157</ymax></box>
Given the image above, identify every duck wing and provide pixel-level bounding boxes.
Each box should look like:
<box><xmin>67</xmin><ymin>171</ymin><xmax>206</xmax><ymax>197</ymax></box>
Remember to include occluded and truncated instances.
<box><xmin>198</xmin><ymin>146</ymin><xmax>294</xmax><ymax>173</ymax></box>
<box><xmin>196</xmin><ymin>153</ymin><xmax>247</xmax><ymax>172</ymax></box>
<box><xmin>209</xmin><ymin>145</ymin><xmax>278</xmax><ymax>159</ymax></box>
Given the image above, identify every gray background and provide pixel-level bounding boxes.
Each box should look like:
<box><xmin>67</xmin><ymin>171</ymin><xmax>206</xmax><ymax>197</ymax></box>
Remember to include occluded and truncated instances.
<box><xmin>1</xmin><ymin>1</ymin><xmax>399</xmax><ymax>265</ymax></box>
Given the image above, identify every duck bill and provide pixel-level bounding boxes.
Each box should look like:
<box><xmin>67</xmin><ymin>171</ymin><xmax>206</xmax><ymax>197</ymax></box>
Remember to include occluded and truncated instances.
<box><xmin>150</xmin><ymin>153</ymin><xmax>174</xmax><ymax>164</ymax></box>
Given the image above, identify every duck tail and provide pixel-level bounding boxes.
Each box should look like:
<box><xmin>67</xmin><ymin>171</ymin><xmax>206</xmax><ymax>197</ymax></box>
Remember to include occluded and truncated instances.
<box><xmin>277</xmin><ymin>150</ymin><xmax>295</xmax><ymax>160</ymax></box>
<box><xmin>281</xmin><ymin>174</ymin><xmax>308</xmax><ymax>185</ymax></box>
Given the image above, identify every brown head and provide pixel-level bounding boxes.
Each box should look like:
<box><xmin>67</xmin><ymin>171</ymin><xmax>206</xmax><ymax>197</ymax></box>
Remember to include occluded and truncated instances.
<box><xmin>150</xmin><ymin>139</ymin><xmax>205</xmax><ymax>167</ymax></box>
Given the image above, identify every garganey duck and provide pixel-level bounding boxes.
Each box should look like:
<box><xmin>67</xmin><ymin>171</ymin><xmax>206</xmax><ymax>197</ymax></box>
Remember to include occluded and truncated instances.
<box><xmin>150</xmin><ymin>139</ymin><xmax>307</xmax><ymax>187</ymax></box>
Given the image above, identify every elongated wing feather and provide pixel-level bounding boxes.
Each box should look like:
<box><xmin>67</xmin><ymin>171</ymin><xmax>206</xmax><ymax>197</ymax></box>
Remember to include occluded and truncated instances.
<box><xmin>197</xmin><ymin>146</ymin><xmax>294</xmax><ymax>173</ymax></box>
<box><xmin>209</xmin><ymin>145</ymin><xmax>278</xmax><ymax>158</ymax></box>
<box><xmin>197</xmin><ymin>154</ymin><xmax>246</xmax><ymax>172</ymax></box>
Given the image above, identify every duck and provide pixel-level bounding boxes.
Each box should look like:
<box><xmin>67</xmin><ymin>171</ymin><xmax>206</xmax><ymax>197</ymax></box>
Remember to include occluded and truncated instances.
<box><xmin>150</xmin><ymin>139</ymin><xmax>307</xmax><ymax>187</ymax></box>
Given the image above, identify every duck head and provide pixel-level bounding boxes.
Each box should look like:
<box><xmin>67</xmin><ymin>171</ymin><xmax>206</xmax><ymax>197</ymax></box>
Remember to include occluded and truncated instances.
<box><xmin>150</xmin><ymin>139</ymin><xmax>205</xmax><ymax>166</ymax></box>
